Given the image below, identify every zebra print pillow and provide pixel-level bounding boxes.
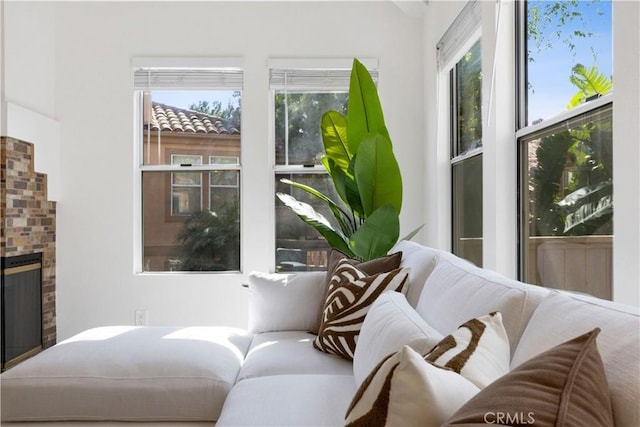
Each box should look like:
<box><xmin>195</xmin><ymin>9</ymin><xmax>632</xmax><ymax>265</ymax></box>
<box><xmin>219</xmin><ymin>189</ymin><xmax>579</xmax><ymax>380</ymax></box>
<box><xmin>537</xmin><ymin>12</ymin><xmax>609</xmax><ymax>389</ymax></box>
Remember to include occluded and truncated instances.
<box><xmin>313</xmin><ymin>260</ymin><xmax>410</xmax><ymax>360</ymax></box>
<box><xmin>345</xmin><ymin>346</ymin><xmax>480</xmax><ymax>427</ymax></box>
<box><xmin>311</xmin><ymin>250</ymin><xmax>403</xmax><ymax>334</ymax></box>
<box><xmin>425</xmin><ymin>312</ymin><xmax>511</xmax><ymax>389</ymax></box>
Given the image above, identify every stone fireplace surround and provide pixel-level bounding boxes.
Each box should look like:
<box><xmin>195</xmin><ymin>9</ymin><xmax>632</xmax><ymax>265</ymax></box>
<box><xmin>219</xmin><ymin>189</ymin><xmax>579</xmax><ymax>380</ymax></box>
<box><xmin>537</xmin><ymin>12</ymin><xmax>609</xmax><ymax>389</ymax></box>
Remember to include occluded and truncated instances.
<box><xmin>0</xmin><ymin>136</ymin><xmax>57</xmax><ymax>354</ymax></box>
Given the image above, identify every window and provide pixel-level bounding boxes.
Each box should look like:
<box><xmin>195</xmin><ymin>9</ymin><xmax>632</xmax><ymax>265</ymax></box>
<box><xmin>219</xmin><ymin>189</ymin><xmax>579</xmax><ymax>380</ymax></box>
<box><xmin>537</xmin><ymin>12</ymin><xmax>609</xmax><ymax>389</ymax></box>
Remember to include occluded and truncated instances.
<box><xmin>134</xmin><ymin>60</ymin><xmax>242</xmax><ymax>272</ymax></box>
<box><xmin>269</xmin><ymin>61</ymin><xmax>377</xmax><ymax>272</ymax></box>
<box><xmin>439</xmin><ymin>1</ymin><xmax>483</xmax><ymax>266</ymax></box>
<box><xmin>517</xmin><ymin>1</ymin><xmax>613</xmax><ymax>299</ymax></box>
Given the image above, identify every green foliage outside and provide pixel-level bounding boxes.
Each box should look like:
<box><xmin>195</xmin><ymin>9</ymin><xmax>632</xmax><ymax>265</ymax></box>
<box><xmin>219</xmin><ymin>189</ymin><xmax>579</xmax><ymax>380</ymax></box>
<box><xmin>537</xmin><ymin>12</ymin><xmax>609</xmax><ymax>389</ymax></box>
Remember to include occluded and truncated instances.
<box><xmin>275</xmin><ymin>92</ymin><xmax>348</xmax><ymax>165</ymax></box>
<box><xmin>176</xmin><ymin>201</ymin><xmax>240</xmax><ymax>271</ymax></box>
<box><xmin>527</xmin><ymin>0</ymin><xmax>604</xmax><ymax>64</ymax></box>
<box><xmin>189</xmin><ymin>92</ymin><xmax>241</xmax><ymax>128</ymax></box>
<box><xmin>456</xmin><ymin>40</ymin><xmax>482</xmax><ymax>153</ymax></box>
<box><xmin>566</xmin><ymin>64</ymin><xmax>613</xmax><ymax>108</ymax></box>
<box><xmin>530</xmin><ymin>66</ymin><xmax>613</xmax><ymax>237</ymax></box>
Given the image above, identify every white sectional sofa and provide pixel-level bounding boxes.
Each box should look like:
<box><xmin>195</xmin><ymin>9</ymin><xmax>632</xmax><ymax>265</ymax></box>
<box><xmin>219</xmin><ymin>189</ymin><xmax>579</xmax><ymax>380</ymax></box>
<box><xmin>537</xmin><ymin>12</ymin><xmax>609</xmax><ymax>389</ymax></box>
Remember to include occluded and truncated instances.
<box><xmin>1</xmin><ymin>241</ymin><xmax>639</xmax><ymax>426</ymax></box>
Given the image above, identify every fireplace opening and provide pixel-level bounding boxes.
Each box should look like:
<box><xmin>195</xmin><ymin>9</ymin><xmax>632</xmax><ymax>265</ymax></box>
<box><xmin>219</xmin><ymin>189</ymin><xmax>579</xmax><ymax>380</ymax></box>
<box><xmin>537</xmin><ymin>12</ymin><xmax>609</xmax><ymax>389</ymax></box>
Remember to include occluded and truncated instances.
<box><xmin>1</xmin><ymin>253</ymin><xmax>43</xmax><ymax>371</ymax></box>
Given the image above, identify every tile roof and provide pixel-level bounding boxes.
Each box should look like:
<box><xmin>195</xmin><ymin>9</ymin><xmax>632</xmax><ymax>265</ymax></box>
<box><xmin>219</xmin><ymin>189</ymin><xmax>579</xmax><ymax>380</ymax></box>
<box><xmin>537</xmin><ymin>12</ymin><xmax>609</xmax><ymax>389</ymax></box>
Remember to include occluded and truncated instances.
<box><xmin>149</xmin><ymin>102</ymin><xmax>240</xmax><ymax>135</ymax></box>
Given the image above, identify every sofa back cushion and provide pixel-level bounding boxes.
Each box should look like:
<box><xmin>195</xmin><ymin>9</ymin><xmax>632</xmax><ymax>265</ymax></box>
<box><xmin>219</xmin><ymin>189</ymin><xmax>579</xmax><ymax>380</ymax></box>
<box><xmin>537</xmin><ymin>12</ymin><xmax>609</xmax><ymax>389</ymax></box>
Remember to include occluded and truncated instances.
<box><xmin>511</xmin><ymin>291</ymin><xmax>640</xmax><ymax>427</ymax></box>
<box><xmin>414</xmin><ymin>251</ymin><xmax>549</xmax><ymax>357</ymax></box>
<box><xmin>248</xmin><ymin>271</ymin><xmax>326</xmax><ymax>333</ymax></box>
<box><xmin>392</xmin><ymin>240</ymin><xmax>440</xmax><ymax>307</ymax></box>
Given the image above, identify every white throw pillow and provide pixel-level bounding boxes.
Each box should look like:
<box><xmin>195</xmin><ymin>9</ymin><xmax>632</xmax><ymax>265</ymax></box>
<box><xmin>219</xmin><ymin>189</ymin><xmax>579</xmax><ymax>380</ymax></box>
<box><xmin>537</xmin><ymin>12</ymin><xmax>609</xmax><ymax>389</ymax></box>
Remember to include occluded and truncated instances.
<box><xmin>345</xmin><ymin>346</ymin><xmax>480</xmax><ymax>427</ymax></box>
<box><xmin>425</xmin><ymin>312</ymin><xmax>510</xmax><ymax>389</ymax></box>
<box><xmin>248</xmin><ymin>271</ymin><xmax>326</xmax><ymax>333</ymax></box>
<box><xmin>353</xmin><ymin>291</ymin><xmax>444</xmax><ymax>385</ymax></box>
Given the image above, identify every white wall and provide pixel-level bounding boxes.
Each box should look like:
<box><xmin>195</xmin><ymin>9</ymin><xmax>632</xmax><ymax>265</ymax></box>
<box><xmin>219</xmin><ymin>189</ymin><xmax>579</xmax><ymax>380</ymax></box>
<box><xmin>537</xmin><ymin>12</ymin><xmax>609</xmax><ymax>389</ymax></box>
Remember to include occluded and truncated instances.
<box><xmin>49</xmin><ymin>1</ymin><xmax>424</xmax><ymax>339</ymax></box>
<box><xmin>423</xmin><ymin>0</ymin><xmax>640</xmax><ymax>306</ymax></box>
<box><xmin>2</xmin><ymin>1</ymin><xmax>61</xmax><ymax>200</ymax></box>
<box><xmin>422</xmin><ymin>1</ymin><xmax>464</xmax><ymax>251</ymax></box>
<box><xmin>612</xmin><ymin>0</ymin><xmax>640</xmax><ymax>307</ymax></box>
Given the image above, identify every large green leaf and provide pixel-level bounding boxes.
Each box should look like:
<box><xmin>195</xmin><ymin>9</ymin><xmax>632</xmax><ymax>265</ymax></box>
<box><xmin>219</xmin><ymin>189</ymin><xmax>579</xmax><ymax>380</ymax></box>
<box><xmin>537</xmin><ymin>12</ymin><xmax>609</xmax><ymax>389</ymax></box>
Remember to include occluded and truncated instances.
<box><xmin>350</xmin><ymin>205</ymin><xmax>400</xmax><ymax>260</ymax></box>
<box><xmin>321</xmin><ymin>111</ymin><xmax>350</xmax><ymax>173</ymax></box>
<box><xmin>322</xmin><ymin>157</ymin><xmax>350</xmax><ymax>215</ymax></box>
<box><xmin>276</xmin><ymin>192</ymin><xmax>353</xmax><ymax>256</ymax></box>
<box><xmin>347</xmin><ymin>59</ymin><xmax>389</xmax><ymax>155</ymax></box>
<box><xmin>323</xmin><ymin>155</ymin><xmax>365</xmax><ymax>222</ymax></box>
<box><xmin>279</xmin><ymin>178</ymin><xmax>354</xmax><ymax>237</ymax></box>
<box><xmin>355</xmin><ymin>133</ymin><xmax>402</xmax><ymax>217</ymax></box>
<box><xmin>345</xmin><ymin>156</ymin><xmax>365</xmax><ymax>219</ymax></box>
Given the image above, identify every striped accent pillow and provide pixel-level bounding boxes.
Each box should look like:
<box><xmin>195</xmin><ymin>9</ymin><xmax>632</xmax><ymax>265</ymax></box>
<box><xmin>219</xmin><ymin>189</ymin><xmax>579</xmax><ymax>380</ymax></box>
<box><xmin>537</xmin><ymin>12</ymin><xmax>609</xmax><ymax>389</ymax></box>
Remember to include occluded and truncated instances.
<box><xmin>345</xmin><ymin>346</ymin><xmax>480</xmax><ymax>427</ymax></box>
<box><xmin>425</xmin><ymin>312</ymin><xmax>510</xmax><ymax>389</ymax></box>
<box><xmin>313</xmin><ymin>260</ymin><xmax>410</xmax><ymax>360</ymax></box>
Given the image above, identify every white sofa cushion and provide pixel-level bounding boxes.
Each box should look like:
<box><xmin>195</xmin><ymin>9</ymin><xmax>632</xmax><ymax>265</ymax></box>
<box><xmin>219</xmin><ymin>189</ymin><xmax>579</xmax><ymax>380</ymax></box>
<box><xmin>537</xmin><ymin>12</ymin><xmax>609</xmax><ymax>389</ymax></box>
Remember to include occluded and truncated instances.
<box><xmin>415</xmin><ymin>251</ymin><xmax>548</xmax><ymax>356</ymax></box>
<box><xmin>0</xmin><ymin>326</ymin><xmax>253</xmax><ymax>422</ymax></box>
<box><xmin>353</xmin><ymin>291</ymin><xmax>443</xmax><ymax>385</ymax></box>
<box><xmin>346</xmin><ymin>346</ymin><xmax>479</xmax><ymax>427</ymax></box>
<box><xmin>392</xmin><ymin>240</ymin><xmax>440</xmax><ymax>307</ymax></box>
<box><xmin>237</xmin><ymin>331</ymin><xmax>352</xmax><ymax>381</ymax></box>
<box><xmin>425</xmin><ymin>312</ymin><xmax>510</xmax><ymax>389</ymax></box>
<box><xmin>511</xmin><ymin>291</ymin><xmax>640</xmax><ymax>427</ymax></box>
<box><xmin>248</xmin><ymin>271</ymin><xmax>326</xmax><ymax>333</ymax></box>
<box><xmin>217</xmin><ymin>374</ymin><xmax>357</xmax><ymax>426</ymax></box>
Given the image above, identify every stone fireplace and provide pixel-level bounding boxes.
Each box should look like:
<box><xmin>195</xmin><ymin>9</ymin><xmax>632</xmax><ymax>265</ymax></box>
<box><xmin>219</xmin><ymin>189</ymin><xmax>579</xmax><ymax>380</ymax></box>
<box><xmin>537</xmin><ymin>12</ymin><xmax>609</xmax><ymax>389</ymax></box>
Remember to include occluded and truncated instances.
<box><xmin>0</xmin><ymin>136</ymin><xmax>56</xmax><ymax>369</ymax></box>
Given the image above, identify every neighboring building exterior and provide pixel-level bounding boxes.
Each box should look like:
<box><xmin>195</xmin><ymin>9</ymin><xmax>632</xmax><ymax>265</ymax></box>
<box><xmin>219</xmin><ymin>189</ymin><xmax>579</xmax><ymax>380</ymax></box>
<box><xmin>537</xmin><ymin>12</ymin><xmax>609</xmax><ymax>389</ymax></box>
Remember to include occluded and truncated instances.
<box><xmin>141</xmin><ymin>102</ymin><xmax>240</xmax><ymax>271</ymax></box>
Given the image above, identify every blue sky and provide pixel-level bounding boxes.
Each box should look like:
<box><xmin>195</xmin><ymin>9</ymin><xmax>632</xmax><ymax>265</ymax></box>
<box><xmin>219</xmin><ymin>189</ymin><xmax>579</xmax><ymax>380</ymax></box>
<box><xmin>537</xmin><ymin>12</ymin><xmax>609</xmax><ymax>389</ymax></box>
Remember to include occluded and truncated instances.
<box><xmin>152</xmin><ymin>90</ymin><xmax>239</xmax><ymax>111</ymax></box>
<box><xmin>527</xmin><ymin>0</ymin><xmax>612</xmax><ymax>124</ymax></box>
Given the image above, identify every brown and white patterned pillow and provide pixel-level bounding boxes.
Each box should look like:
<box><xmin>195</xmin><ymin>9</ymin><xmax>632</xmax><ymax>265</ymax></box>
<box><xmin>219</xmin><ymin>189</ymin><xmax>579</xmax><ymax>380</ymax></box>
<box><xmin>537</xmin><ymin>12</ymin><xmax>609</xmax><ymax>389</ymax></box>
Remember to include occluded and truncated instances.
<box><xmin>313</xmin><ymin>260</ymin><xmax>410</xmax><ymax>360</ymax></box>
<box><xmin>345</xmin><ymin>346</ymin><xmax>480</xmax><ymax>427</ymax></box>
<box><xmin>312</xmin><ymin>250</ymin><xmax>403</xmax><ymax>333</ymax></box>
<box><xmin>425</xmin><ymin>312</ymin><xmax>510</xmax><ymax>389</ymax></box>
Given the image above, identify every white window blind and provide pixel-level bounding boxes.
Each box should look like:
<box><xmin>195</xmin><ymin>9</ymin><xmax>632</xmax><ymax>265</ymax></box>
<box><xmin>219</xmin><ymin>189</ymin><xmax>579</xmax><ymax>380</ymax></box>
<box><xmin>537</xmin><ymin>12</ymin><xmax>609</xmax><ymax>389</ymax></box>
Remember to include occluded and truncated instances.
<box><xmin>269</xmin><ymin>58</ymin><xmax>378</xmax><ymax>91</ymax></box>
<box><xmin>132</xmin><ymin>58</ymin><xmax>243</xmax><ymax>91</ymax></box>
<box><xmin>437</xmin><ymin>0</ymin><xmax>481</xmax><ymax>70</ymax></box>
<box><xmin>134</xmin><ymin>68</ymin><xmax>243</xmax><ymax>91</ymax></box>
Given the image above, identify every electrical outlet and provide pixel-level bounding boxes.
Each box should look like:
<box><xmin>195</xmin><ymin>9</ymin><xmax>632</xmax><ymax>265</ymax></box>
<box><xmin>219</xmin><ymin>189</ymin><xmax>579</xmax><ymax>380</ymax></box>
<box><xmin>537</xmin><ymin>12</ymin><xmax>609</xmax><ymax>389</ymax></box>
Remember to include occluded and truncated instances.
<box><xmin>134</xmin><ymin>309</ymin><xmax>148</xmax><ymax>326</ymax></box>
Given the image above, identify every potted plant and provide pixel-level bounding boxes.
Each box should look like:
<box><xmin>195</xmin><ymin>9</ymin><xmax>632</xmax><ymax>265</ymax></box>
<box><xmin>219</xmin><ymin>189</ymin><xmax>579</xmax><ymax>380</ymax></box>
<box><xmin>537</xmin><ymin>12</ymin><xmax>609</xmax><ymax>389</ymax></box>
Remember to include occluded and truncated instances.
<box><xmin>277</xmin><ymin>58</ymin><xmax>415</xmax><ymax>261</ymax></box>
